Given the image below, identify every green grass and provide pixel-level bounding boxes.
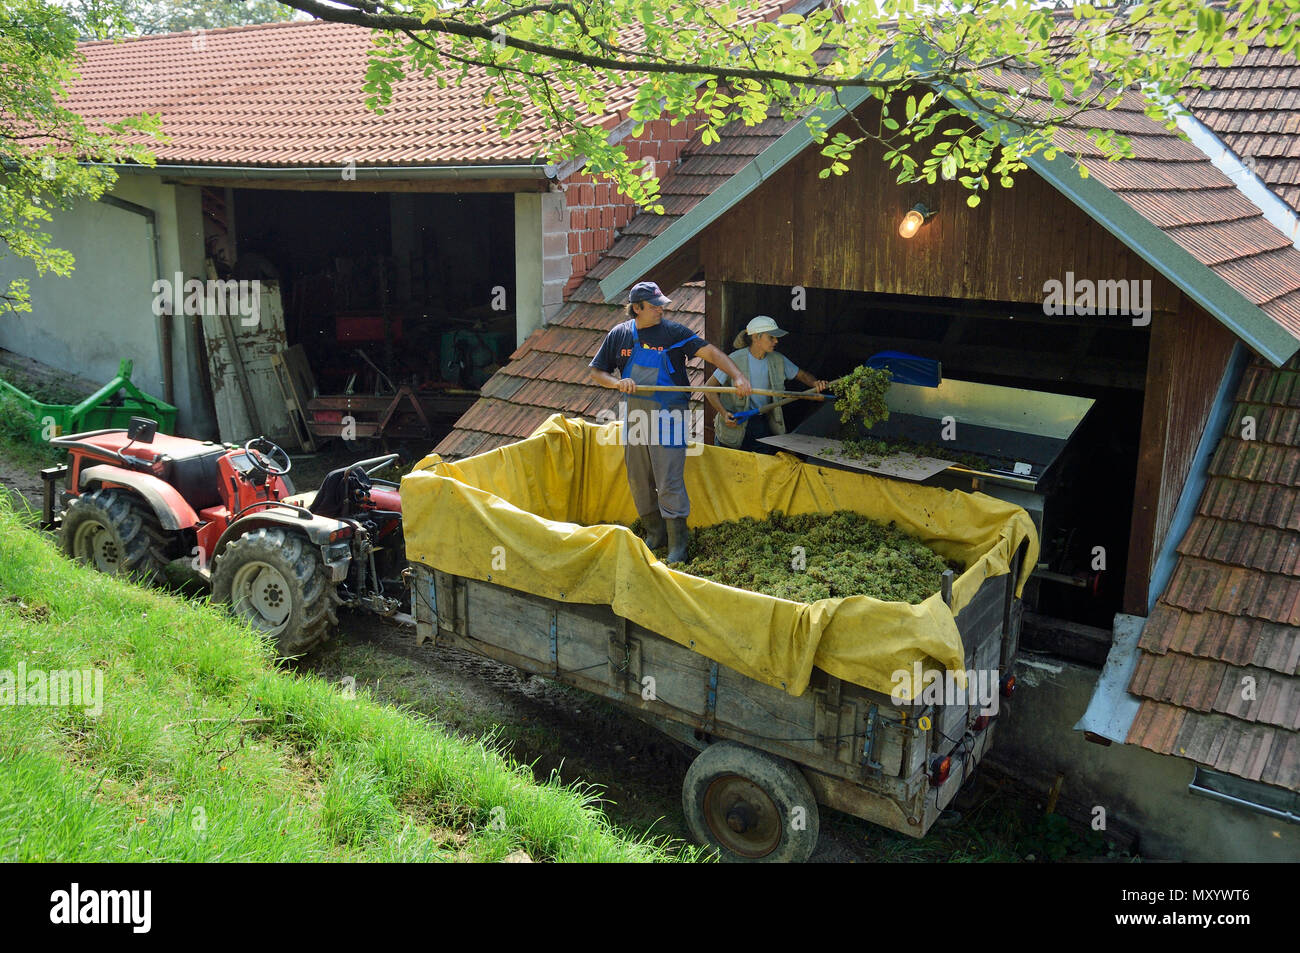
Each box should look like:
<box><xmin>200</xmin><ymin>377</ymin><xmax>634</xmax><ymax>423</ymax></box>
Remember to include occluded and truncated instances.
<box><xmin>0</xmin><ymin>497</ymin><xmax>701</xmax><ymax>862</ymax></box>
<box><xmin>0</xmin><ymin>393</ymin><xmax>65</xmax><ymax>472</ymax></box>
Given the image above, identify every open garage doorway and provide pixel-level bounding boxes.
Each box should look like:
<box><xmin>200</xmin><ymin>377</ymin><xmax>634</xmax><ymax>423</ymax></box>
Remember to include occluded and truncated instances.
<box><xmin>201</xmin><ymin>186</ymin><xmax>518</xmax><ymax>451</ymax></box>
<box><xmin>716</xmin><ymin>282</ymin><xmax>1152</xmax><ymax>635</ymax></box>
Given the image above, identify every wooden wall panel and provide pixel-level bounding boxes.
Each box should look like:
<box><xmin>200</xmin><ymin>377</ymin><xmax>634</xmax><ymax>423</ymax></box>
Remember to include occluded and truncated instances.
<box><xmin>1124</xmin><ymin>295</ymin><xmax>1237</xmax><ymax>613</ymax></box>
<box><xmin>700</xmin><ymin>110</ymin><xmax>1179</xmax><ymax>311</ymax></box>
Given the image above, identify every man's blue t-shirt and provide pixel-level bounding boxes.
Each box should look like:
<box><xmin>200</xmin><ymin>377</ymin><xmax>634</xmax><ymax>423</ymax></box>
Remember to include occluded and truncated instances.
<box><xmin>590</xmin><ymin>319</ymin><xmax>705</xmax><ymax>387</ymax></box>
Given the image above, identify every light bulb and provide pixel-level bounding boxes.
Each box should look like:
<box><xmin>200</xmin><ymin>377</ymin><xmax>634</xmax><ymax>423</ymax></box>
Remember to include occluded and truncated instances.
<box><xmin>898</xmin><ymin>209</ymin><xmax>924</xmax><ymax>239</ymax></box>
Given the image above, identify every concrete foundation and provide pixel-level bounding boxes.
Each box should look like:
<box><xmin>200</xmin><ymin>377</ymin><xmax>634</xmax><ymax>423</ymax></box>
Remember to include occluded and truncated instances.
<box><xmin>988</xmin><ymin>651</ymin><xmax>1300</xmax><ymax>862</ymax></box>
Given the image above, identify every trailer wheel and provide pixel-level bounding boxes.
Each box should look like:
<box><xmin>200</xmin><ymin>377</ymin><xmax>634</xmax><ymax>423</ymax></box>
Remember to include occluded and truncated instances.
<box><xmin>682</xmin><ymin>741</ymin><xmax>820</xmax><ymax>863</ymax></box>
<box><xmin>211</xmin><ymin>527</ymin><xmax>340</xmax><ymax>659</ymax></box>
<box><xmin>61</xmin><ymin>488</ymin><xmax>172</xmax><ymax>584</ymax></box>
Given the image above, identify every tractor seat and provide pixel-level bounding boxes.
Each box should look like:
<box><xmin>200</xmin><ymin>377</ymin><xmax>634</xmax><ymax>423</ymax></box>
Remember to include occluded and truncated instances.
<box><xmin>310</xmin><ymin>465</ymin><xmax>370</xmax><ymax>518</ymax></box>
<box><xmin>283</xmin><ymin>490</ymin><xmax>318</xmax><ymax>510</ymax></box>
<box><xmin>164</xmin><ymin>448</ymin><xmax>226</xmax><ymax>512</ymax></box>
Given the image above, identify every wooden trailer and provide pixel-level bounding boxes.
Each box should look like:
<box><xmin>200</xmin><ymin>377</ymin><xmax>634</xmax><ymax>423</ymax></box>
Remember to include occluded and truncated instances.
<box><xmin>410</xmin><ymin>542</ymin><xmax>1025</xmax><ymax>862</ymax></box>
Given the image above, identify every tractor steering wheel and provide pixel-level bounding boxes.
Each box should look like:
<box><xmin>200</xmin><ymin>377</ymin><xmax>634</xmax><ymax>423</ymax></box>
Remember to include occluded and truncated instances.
<box><xmin>243</xmin><ymin>437</ymin><xmax>292</xmax><ymax>477</ymax></box>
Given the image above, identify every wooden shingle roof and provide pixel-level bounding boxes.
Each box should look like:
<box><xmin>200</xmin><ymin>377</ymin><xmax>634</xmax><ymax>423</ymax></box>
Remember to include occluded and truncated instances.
<box><xmin>1126</xmin><ymin>354</ymin><xmax>1300</xmax><ymax>792</ymax></box>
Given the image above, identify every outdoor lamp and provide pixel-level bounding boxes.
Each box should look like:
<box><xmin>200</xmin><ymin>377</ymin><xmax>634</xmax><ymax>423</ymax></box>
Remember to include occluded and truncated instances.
<box><xmin>898</xmin><ymin>203</ymin><xmax>936</xmax><ymax>239</ymax></box>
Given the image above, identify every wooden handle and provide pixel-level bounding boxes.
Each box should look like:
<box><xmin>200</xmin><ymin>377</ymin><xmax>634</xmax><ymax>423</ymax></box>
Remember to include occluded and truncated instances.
<box><xmin>630</xmin><ymin>384</ymin><xmax>831</xmax><ymax>399</ymax></box>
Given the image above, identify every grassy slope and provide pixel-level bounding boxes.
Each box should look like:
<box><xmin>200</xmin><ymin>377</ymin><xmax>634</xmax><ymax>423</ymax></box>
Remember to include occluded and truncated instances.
<box><xmin>0</xmin><ymin>499</ymin><xmax>699</xmax><ymax>862</ymax></box>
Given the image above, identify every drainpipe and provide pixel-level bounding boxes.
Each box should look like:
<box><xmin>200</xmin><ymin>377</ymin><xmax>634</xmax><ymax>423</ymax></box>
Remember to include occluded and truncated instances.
<box><xmin>97</xmin><ymin>194</ymin><xmax>173</xmax><ymax>405</ymax></box>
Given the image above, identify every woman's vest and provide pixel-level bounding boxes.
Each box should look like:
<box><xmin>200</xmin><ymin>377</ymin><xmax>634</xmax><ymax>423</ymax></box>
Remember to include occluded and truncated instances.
<box><xmin>714</xmin><ymin>349</ymin><xmax>788</xmax><ymax>448</ymax></box>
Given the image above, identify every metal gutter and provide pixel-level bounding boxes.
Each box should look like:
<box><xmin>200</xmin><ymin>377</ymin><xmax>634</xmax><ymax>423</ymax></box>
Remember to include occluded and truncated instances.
<box><xmin>98</xmin><ymin>162</ymin><xmax>557</xmax><ymax>181</ymax></box>
<box><xmin>1074</xmin><ymin>340</ymin><xmax>1249</xmax><ymax>742</ymax></box>
<box><xmin>97</xmin><ymin>194</ymin><xmax>172</xmax><ymax>403</ymax></box>
<box><xmin>1176</xmin><ymin>110</ymin><xmax>1300</xmax><ymax>250</ymax></box>
<box><xmin>1188</xmin><ymin>767</ymin><xmax>1300</xmax><ymax>824</ymax></box>
<box><xmin>600</xmin><ymin>49</ymin><xmax>1300</xmax><ymax>365</ymax></box>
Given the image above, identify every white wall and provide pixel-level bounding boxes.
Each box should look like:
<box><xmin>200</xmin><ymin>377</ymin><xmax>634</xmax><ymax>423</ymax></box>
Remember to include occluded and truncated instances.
<box><xmin>514</xmin><ymin>190</ymin><xmax>568</xmax><ymax>347</ymax></box>
<box><xmin>0</xmin><ymin>173</ymin><xmax>215</xmax><ymax>436</ymax></box>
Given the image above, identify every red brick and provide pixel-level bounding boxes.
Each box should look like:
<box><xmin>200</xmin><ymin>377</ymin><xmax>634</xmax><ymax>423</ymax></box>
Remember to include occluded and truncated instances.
<box><xmin>586</xmin><ymin>251</ymin><xmax>600</xmax><ymax>270</ymax></box>
<box><xmin>594</xmin><ymin>183</ymin><xmax>610</xmax><ymax>205</ymax></box>
<box><xmin>585</xmin><ymin>207</ymin><xmax>599</xmax><ymax>229</ymax></box>
<box><xmin>566</xmin><ymin>184</ymin><xmax>582</xmax><ymax>206</ymax></box>
<box><xmin>596</xmin><ymin>227</ymin><xmax>611</xmax><ymax>249</ymax></box>
<box><xmin>570</xmin><ymin>254</ymin><xmax>585</xmax><ymax>275</ymax></box>
<box><xmin>614</xmin><ymin>205</ymin><xmax>630</xmax><ymax>227</ymax></box>
<box><xmin>580</xmin><ymin>230</ymin><xmax>594</xmax><ymax>253</ymax></box>
<box><xmin>567</xmin><ymin>231</ymin><xmax>580</xmax><ymax>254</ymax></box>
<box><xmin>569</xmin><ymin>209</ymin><xmax>583</xmax><ymax>229</ymax></box>
<box><xmin>579</xmin><ymin>184</ymin><xmax>595</xmax><ymax>205</ymax></box>
<box><xmin>600</xmin><ymin>206</ymin><xmax>614</xmax><ymax>228</ymax></box>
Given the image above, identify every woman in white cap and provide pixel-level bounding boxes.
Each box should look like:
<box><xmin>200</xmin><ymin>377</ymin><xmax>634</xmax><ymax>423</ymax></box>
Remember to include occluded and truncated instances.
<box><xmin>706</xmin><ymin>315</ymin><xmax>828</xmax><ymax>453</ymax></box>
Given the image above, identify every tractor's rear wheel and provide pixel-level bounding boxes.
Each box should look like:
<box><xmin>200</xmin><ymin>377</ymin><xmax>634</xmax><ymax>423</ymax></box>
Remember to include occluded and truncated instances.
<box><xmin>61</xmin><ymin>488</ymin><xmax>172</xmax><ymax>585</ymax></box>
<box><xmin>211</xmin><ymin>527</ymin><xmax>340</xmax><ymax>659</ymax></box>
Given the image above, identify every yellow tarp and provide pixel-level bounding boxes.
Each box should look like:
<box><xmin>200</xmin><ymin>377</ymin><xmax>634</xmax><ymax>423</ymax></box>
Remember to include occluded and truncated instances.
<box><xmin>402</xmin><ymin>415</ymin><xmax>1039</xmax><ymax>698</ymax></box>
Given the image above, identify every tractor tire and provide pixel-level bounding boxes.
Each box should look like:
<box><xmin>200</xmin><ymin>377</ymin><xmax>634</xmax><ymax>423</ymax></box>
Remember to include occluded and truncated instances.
<box><xmin>681</xmin><ymin>741</ymin><xmax>820</xmax><ymax>863</ymax></box>
<box><xmin>61</xmin><ymin>488</ymin><xmax>172</xmax><ymax>585</ymax></box>
<box><xmin>211</xmin><ymin>527</ymin><xmax>340</xmax><ymax>660</ymax></box>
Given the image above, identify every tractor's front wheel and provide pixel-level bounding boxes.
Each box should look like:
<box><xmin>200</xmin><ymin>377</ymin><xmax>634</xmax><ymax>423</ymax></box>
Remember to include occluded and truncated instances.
<box><xmin>211</xmin><ymin>527</ymin><xmax>340</xmax><ymax>659</ymax></box>
<box><xmin>61</xmin><ymin>488</ymin><xmax>172</xmax><ymax>585</ymax></box>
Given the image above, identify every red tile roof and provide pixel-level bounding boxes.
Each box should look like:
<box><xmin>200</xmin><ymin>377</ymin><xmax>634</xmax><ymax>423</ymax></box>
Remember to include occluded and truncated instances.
<box><xmin>1127</xmin><ymin>353</ymin><xmax>1300</xmax><ymax>792</ymax></box>
<box><xmin>66</xmin><ymin>9</ymin><xmax>797</xmax><ymax>167</ymax></box>
<box><xmin>71</xmin><ymin>21</ymin><xmax>566</xmax><ymax>166</ymax></box>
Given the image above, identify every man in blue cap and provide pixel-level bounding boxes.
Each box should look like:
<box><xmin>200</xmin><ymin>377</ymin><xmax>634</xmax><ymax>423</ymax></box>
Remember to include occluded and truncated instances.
<box><xmin>590</xmin><ymin>281</ymin><xmax>752</xmax><ymax>564</ymax></box>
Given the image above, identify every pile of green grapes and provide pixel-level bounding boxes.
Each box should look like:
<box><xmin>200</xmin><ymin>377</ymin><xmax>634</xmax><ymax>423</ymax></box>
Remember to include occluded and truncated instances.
<box><xmin>679</xmin><ymin>510</ymin><xmax>960</xmax><ymax>604</ymax></box>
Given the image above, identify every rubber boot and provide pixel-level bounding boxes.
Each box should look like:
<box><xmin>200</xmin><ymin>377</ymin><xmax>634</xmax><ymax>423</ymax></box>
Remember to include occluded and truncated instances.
<box><xmin>665</xmin><ymin>517</ymin><xmax>690</xmax><ymax>565</ymax></box>
<box><xmin>641</xmin><ymin>510</ymin><xmax>667</xmax><ymax>550</ymax></box>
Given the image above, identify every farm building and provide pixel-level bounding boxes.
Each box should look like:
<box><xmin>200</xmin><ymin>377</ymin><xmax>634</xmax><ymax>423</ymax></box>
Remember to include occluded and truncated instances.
<box><xmin>3</xmin><ymin>5</ymin><xmax>1297</xmax><ymax>860</ymax></box>
<box><xmin>437</xmin><ymin>35</ymin><xmax>1300</xmax><ymax>859</ymax></box>
<box><xmin>0</xmin><ymin>14</ymin><xmax>749</xmax><ymax>441</ymax></box>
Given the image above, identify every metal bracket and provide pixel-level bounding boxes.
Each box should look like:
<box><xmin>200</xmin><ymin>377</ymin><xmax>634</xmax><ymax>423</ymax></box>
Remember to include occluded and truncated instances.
<box><xmin>549</xmin><ymin>610</ymin><xmax>559</xmax><ymax>674</ymax></box>
<box><xmin>861</xmin><ymin>704</ymin><xmax>884</xmax><ymax>775</ymax></box>
<box><xmin>702</xmin><ymin>662</ymin><xmax>719</xmax><ymax>732</ymax></box>
<box><xmin>608</xmin><ymin>617</ymin><xmax>641</xmax><ymax>693</ymax></box>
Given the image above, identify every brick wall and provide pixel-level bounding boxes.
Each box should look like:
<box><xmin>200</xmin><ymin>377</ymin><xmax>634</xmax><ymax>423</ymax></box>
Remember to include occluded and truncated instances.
<box><xmin>561</xmin><ymin>117</ymin><xmax>701</xmax><ymax>298</ymax></box>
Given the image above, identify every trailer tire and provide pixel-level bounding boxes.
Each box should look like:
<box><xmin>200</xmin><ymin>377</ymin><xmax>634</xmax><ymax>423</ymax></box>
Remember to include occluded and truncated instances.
<box><xmin>682</xmin><ymin>741</ymin><xmax>820</xmax><ymax>863</ymax></box>
<box><xmin>62</xmin><ymin>488</ymin><xmax>172</xmax><ymax>585</ymax></box>
<box><xmin>211</xmin><ymin>527</ymin><xmax>340</xmax><ymax>659</ymax></box>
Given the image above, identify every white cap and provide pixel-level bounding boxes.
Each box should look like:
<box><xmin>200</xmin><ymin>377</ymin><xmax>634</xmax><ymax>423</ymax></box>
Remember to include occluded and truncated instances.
<box><xmin>746</xmin><ymin>315</ymin><xmax>788</xmax><ymax>337</ymax></box>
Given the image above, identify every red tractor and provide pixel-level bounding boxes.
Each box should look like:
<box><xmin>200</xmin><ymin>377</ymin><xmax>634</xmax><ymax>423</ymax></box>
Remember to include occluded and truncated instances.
<box><xmin>43</xmin><ymin>417</ymin><xmax>407</xmax><ymax>657</ymax></box>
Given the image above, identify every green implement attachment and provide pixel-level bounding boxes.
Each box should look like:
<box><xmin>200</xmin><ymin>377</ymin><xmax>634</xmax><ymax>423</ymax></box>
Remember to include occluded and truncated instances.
<box><xmin>0</xmin><ymin>359</ymin><xmax>178</xmax><ymax>443</ymax></box>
